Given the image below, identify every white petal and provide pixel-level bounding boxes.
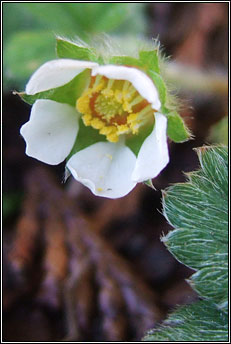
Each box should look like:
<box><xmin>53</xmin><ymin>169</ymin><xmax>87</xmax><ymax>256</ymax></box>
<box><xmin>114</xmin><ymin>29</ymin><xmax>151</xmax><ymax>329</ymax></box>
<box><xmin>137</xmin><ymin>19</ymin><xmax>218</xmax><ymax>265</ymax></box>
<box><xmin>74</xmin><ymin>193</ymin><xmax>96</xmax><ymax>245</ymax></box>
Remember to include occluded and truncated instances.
<box><xmin>92</xmin><ymin>64</ymin><xmax>161</xmax><ymax>110</ymax></box>
<box><xmin>67</xmin><ymin>142</ymin><xmax>137</xmax><ymax>199</ymax></box>
<box><xmin>26</xmin><ymin>59</ymin><xmax>98</xmax><ymax>95</ymax></box>
<box><xmin>132</xmin><ymin>113</ymin><xmax>169</xmax><ymax>182</ymax></box>
<box><xmin>20</xmin><ymin>99</ymin><xmax>79</xmax><ymax>165</ymax></box>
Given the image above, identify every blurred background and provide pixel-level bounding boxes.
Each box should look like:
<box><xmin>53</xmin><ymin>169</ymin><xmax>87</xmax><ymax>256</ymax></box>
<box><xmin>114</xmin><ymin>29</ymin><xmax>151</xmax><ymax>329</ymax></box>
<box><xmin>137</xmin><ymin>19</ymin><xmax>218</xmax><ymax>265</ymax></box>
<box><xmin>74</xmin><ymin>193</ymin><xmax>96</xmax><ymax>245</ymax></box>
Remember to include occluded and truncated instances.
<box><xmin>3</xmin><ymin>3</ymin><xmax>228</xmax><ymax>342</ymax></box>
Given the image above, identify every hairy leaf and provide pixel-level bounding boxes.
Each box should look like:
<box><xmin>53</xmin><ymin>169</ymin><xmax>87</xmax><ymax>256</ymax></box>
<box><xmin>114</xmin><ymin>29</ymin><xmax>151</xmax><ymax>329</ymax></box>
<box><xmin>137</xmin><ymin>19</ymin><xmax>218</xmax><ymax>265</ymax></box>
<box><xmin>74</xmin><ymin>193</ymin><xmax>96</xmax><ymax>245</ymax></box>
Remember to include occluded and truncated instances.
<box><xmin>162</xmin><ymin>146</ymin><xmax>228</xmax><ymax>310</ymax></box>
<box><xmin>144</xmin><ymin>146</ymin><xmax>228</xmax><ymax>341</ymax></box>
<box><xmin>144</xmin><ymin>300</ymin><xmax>228</xmax><ymax>342</ymax></box>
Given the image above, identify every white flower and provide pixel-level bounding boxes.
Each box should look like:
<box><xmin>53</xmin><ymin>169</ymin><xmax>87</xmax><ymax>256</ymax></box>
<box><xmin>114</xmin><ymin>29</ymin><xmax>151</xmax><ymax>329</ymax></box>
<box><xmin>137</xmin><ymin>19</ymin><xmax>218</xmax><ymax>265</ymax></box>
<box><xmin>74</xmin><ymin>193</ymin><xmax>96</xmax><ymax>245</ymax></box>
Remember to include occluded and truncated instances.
<box><xmin>20</xmin><ymin>59</ymin><xmax>169</xmax><ymax>198</ymax></box>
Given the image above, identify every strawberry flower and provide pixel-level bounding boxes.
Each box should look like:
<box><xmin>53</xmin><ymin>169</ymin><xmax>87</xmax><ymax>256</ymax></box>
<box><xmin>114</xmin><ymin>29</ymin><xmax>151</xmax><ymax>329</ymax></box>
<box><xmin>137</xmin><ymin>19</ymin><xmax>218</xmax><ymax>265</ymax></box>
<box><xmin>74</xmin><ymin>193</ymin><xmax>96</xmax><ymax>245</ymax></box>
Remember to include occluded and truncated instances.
<box><xmin>19</xmin><ymin>38</ymin><xmax>189</xmax><ymax>198</ymax></box>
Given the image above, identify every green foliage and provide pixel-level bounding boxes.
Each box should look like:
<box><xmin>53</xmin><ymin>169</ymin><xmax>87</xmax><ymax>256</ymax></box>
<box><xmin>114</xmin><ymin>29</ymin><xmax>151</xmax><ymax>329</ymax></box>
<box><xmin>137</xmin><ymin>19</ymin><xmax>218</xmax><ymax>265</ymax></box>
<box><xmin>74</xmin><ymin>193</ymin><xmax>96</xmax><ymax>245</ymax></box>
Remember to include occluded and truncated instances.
<box><xmin>144</xmin><ymin>300</ymin><xmax>228</xmax><ymax>341</ymax></box>
<box><xmin>4</xmin><ymin>3</ymin><xmax>146</xmax><ymax>37</ymax></box>
<box><xmin>208</xmin><ymin>116</ymin><xmax>228</xmax><ymax>146</ymax></box>
<box><xmin>4</xmin><ymin>31</ymin><xmax>56</xmax><ymax>89</ymax></box>
<box><xmin>144</xmin><ymin>146</ymin><xmax>228</xmax><ymax>341</ymax></box>
<box><xmin>3</xmin><ymin>3</ymin><xmax>147</xmax><ymax>89</ymax></box>
<box><xmin>3</xmin><ymin>3</ymin><xmax>41</xmax><ymax>40</ymax></box>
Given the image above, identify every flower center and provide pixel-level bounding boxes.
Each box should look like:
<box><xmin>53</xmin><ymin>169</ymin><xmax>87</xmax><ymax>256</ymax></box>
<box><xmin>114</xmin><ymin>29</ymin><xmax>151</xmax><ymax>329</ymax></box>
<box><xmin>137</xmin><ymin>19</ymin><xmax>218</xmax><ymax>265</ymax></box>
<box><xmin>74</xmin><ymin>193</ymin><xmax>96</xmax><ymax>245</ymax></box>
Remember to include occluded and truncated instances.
<box><xmin>76</xmin><ymin>75</ymin><xmax>154</xmax><ymax>142</ymax></box>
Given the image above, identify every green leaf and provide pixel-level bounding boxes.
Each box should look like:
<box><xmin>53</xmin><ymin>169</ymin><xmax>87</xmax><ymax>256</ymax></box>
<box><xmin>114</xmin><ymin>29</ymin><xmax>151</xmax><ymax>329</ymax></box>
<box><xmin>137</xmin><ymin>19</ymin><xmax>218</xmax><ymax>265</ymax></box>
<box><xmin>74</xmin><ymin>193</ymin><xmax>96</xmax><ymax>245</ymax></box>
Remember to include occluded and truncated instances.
<box><xmin>139</xmin><ymin>50</ymin><xmax>160</xmax><ymax>74</ymax></box>
<box><xmin>144</xmin><ymin>146</ymin><xmax>228</xmax><ymax>341</ymax></box>
<box><xmin>144</xmin><ymin>300</ymin><xmax>228</xmax><ymax>342</ymax></box>
<box><xmin>189</xmin><ymin>267</ymin><xmax>228</xmax><ymax>310</ymax></box>
<box><xmin>166</xmin><ymin>111</ymin><xmax>191</xmax><ymax>142</ymax></box>
<box><xmin>19</xmin><ymin>69</ymin><xmax>90</xmax><ymax>107</ymax></box>
<box><xmin>18</xmin><ymin>3</ymin><xmax>83</xmax><ymax>35</ymax></box>
<box><xmin>63</xmin><ymin>4</ymin><xmax>146</xmax><ymax>34</ymax></box>
<box><xmin>3</xmin><ymin>3</ymin><xmax>43</xmax><ymax>42</ymax></box>
<box><xmin>3</xmin><ymin>30</ymin><xmax>55</xmax><ymax>88</ymax></box>
<box><xmin>18</xmin><ymin>3</ymin><xmax>146</xmax><ymax>35</ymax></box>
<box><xmin>162</xmin><ymin>146</ymin><xmax>228</xmax><ymax>311</ymax></box>
<box><xmin>56</xmin><ymin>38</ymin><xmax>97</xmax><ymax>61</ymax></box>
<box><xmin>76</xmin><ymin>3</ymin><xmax>131</xmax><ymax>32</ymax></box>
<box><xmin>208</xmin><ymin>116</ymin><xmax>228</xmax><ymax>146</ymax></box>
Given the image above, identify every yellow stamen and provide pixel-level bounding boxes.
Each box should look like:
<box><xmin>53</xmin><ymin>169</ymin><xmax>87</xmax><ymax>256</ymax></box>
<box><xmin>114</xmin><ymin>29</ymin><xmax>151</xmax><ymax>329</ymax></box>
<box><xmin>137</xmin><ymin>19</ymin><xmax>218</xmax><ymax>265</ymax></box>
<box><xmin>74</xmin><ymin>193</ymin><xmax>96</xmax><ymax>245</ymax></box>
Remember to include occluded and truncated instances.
<box><xmin>76</xmin><ymin>94</ymin><xmax>92</xmax><ymax>116</ymax></box>
<box><xmin>82</xmin><ymin>114</ymin><xmax>93</xmax><ymax>126</ymax></box>
<box><xmin>101</xmin><ymin>88</ymin><xmax>114</xmax><ymax>98</ymax></box>
<box><xmin>107</xmin><ymin>133</ymin><xmax>118</xmax><ymax>142</ymax></box>
<box><xmin>91</xmin><ymin>118</ymin><xmax>105</xmax><ymax>129</ymax></box>
<box><xmin>117</xmin><ymin>124</ymin><xmax>130</xmax><ymax>134</ymax></box>
<box><xmin>76</xmin><ymin>76</ymin><xmax>155</xmax><ymax>143</ymax></box>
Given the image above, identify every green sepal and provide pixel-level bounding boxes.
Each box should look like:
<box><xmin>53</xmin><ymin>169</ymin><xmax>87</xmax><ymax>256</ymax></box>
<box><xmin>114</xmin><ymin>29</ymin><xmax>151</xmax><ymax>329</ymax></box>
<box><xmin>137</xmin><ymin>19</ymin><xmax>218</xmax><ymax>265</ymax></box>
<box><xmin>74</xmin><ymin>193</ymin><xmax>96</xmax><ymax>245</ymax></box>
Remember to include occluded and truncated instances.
<box><xmin>68</xmin><ymin>116</ymin><xmax>154</xmax><ymax>162</ymax></box>
<box><xmin>148</xmin><ymin>69</ymin><xmax>191</xmax><ymax>143</ymax></box>
<box><xmin>56</xmin><ymin>37</ymin><xmax>99</xmax><ymax>62</ymax></box>
<box><xmin>67</xmin><ymin>119</ymin><xmax>107</xmax><ymax>161</ymax></box>
<box><xmin>143</xmin><ymin>179</ymin><xmax>156</xmax><ymax>190</ymax></box>
<box><xmin>148</xmin><ymin>70</ymin><xmax>166</xmax><ymax>107</ymax></box>
<box><xmin>17</xmin><ymin>69</ymin><xmax>90</xmax><ymax>107</ymax></box>
<box><xmin>109</xmin><ymin>50</ymin><xmax>160</xmax><ymax>74</ymax></box>
<box><xmin>139</xmin><ymin>49</ymin><xmax>160</xmax><ymax>74</ymax></box>
<box><xmin>126</xmin><ymin>121</ymin><xmax>154</xmax><ymax>156</ymax></box>
<box><xmin>108</xmin><ymin>55</ymin><xmax>142</xmax><ymax>69</ymax></box>
<box><xmin>166</xmin><ymin>111</ymin><xmax>191</xmax><ymax>142</ymax></box>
